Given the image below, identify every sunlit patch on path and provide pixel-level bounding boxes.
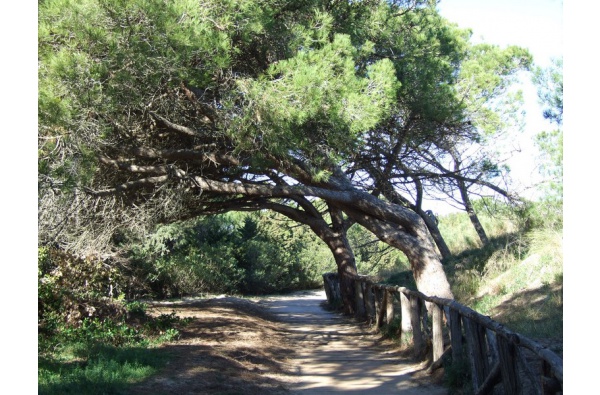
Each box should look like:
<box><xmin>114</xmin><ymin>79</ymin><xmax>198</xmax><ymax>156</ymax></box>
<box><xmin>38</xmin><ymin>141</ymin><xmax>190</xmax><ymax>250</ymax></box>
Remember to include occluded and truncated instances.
<box><xmin>261</xmin><ymin>290</ymin><xmax>447</xmax><ymax>394</ymax></box>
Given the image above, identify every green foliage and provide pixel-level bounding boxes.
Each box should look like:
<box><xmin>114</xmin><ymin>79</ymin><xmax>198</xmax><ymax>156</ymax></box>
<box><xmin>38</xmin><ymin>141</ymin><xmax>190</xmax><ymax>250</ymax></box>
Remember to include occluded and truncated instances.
<box><xmin>129</xmin><ymin>211</ymin><xmax>335</xmax><ymax>297</ymax></box>
<box><xmin>380</xmin><ymin>316</ymin><xmax>402</xmax><ymax>340</ymax></box>
<box><xmin>38</xmin><ymin>0</ymin><xmax>236</xmax><ymax>191</ymax></box>
<box><xmin>512</xmin><ymin>199</ymin><xmax>562</xmax><ymax>232</ymax></box>
<box><xmin>443</xmin><ymin>356</ymin><xmax>472</xmax><ymax>394</ymax></box>
<box><xmin>237</xmin><ymin>32</ymin><xmax>399</xmax><ymax>166</ymax></box>
<box><xmin>38</xmin><ymin>246</ymin><xmax>192</xmax><ymax>389</ymax></box>
<box><xmin>125</xmin><ymin>300</ymin><xmax>148</xmax><ymax>316</ymax></box>
<box><xmin>39</xmin><ymin>345</ymin><xmax>168</xmax><ymax>395</ymax></box>
<box><xmin>532</xmin><ymin>57</ymin><xmax>563</xmax><ymax>206</ymax></box>
<box><xmin>437</xmin><ymin>200</ymin><xmax>519</xmax><ymax>255</ymax></box>
<box><xmin>532</xmin><ymin>57</ymin><xmax>563</xmax><ymax>126</ymax></box>
<box><xmin>385</xmin><ymin>270</ymin><xmax>417</xmax><ymax>289</ymax></box>
<box><xmin>458</xmin><ymin>43</ymin><xmax>532</xmax><ymax>136</ymax></box>
<box><xmin>38</xmin><ymin>246</ymin><xmax>126</xmax><ymax>332</ymax></box>
<box><xmin>38</xmin><ymin>250</ymin><xmax>191</xmax><ymax>394</ymax></box>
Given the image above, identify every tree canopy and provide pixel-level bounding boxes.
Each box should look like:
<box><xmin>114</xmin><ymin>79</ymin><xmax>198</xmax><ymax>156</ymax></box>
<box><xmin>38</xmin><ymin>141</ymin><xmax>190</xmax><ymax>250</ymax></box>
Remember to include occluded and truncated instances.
<box><xmin>39</xmin><ymin>0</ymin><xmax>533</xmax><ymax>306</ymax></box>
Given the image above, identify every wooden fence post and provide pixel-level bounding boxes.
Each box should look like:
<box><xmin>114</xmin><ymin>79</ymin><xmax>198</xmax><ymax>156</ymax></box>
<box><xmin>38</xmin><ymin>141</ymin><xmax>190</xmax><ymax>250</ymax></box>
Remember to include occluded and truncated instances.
<box><xmin>463</xmin><ymin>318</ymin><xmax>490</xmax><ymax>392</ymax></box>
<box><xmin>449</xmin><ymin>309</ymin><xmax>463</xmax><ymax>363</ymax></box>
<box><xmin>400</xmin><ymin>291</ymin><xmax>412</xmax><ymax>333</ymax></box>
<box><xmin>354</xmin><ymin>279</ymin><xmax>366</xmax><ymax>319</ymax></box>
<box><xmin>328</xmin><ymin>274</ymin><xmax>563</xmax><ymax>394</ymax></box>
<box><xmin>322</xmin><ymin>273</ymin><xmax>334</xmax><ymax>304</ymax></box>
<box><xmin>365</xmin><ymin>282</ymin><xmax>374</xmax><ymax>322</ymax></box>
<box><xmin>486</xmin><ymin>328</ymin><xmax>499</xmax><ymax>364</ymax></box>
<box><xmin>431</xmin><ymin>303</ymin><xmax>444</xmax><ymax>363</ymax></box>
<box><xmin>386</xmin><ymin>290</ymin><xmax>395</xmax><ymax>325</ymax></box>
<box><xmin>410</xmin><ymin>294</ymin><xmax>424</xmax><ymax>358</ymax></box>
<box><xmin>376</xmin><ymin>287</ymin><xmax>388</xmax><ymax>328</ymax></box>
<box><xmin>497</xmin><ymin>334</ymin><xmax>521</xmax><ymax>394</ymax></box>
<box><xmin>374</xmin><ymin>287</ymin><xmax>383</xmax><ymax>327</ymax></box>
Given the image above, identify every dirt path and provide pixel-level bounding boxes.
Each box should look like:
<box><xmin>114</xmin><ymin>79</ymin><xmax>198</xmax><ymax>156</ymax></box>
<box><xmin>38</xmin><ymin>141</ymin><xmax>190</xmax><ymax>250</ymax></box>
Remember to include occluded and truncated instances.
<box><xmin>128</xmin><ymin>290</ymin><xmax>448</xmax><ymax>394</ymax></box>
<box><xmin>260</xmin><ymin>290</ymin><xmax>448</xmax><ymax>394</ymax></box>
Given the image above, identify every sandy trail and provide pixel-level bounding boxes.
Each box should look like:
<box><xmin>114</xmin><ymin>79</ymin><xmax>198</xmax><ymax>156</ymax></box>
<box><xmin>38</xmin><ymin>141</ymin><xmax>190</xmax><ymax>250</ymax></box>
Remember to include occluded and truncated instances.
<box><xmin>260</xmin><ymin>290</ymin><xmax>448</xmax><ymax>394</ymax></box>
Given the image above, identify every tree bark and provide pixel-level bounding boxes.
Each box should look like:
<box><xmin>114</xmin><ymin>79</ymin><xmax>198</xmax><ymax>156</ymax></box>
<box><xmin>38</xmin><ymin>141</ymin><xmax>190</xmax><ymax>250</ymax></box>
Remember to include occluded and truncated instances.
<box><xmin>89</xmin><ymin>167</ymin><xmax>454</xmax><ymax>303</ymax></box>
<box><xmin>364</xmin><ymin>161</ymin><xmax>453</xmax><ymax>261</ymax></box>
<box><xmin>457</xmin><ymin>177</ymin><xmax>489</xmax><ymax>246</ymax></box>
<box><xmin>341</xmin><ymin>203</ymin><xmax>453</xmax><ymax>300</ymax></box>
<box><xmin>326</xmin><ymin>206</ymin><xmax>358</xmax><ymax>315</ymax></box>
<box><xmin>261</xmin><ymin>200</ymin><xmax>358</xmax><ymax>314</ymax></box>
<box><xmin>451</xmin><ymin>151</ymin><xmax>489</xmax><ymax>246</ymax></box>
<box><xmin>419</xmin><ymin>209</ymin><xmax>453</xmax><ymax>260</ymax></box>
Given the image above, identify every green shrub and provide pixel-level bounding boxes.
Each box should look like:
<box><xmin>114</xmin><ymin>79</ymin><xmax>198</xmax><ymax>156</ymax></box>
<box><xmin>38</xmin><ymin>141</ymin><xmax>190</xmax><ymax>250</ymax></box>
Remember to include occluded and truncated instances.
<box><xmin>128</xmin><ymin>212</ymin><xmax>335</xmax><ymax>298</ymax></box>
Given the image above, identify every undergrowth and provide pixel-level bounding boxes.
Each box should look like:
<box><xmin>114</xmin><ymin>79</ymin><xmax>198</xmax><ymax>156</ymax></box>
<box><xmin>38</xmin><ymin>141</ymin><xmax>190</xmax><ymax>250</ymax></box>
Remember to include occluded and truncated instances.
<box><xmin>383</xmin><ymin>200</ymin><xmax>563</xmax><ymax>342</ymax></box>
<box><xmin>439</xmin><ymin>202</ymin><xmax>563</xmax><ymax>342</ymax></box>
<box><xmin>38</xmin><ymin>247</ymin><xmax>193</xmax><ymax>395</ymax></box>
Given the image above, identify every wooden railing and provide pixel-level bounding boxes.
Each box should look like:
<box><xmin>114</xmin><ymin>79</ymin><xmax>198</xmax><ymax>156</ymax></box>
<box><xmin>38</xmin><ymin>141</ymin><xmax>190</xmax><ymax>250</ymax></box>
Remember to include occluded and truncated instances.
<box><xmin>322</xmin><ymin>272</ymin><xmax>563</xmax><ymax>395</ymax></box>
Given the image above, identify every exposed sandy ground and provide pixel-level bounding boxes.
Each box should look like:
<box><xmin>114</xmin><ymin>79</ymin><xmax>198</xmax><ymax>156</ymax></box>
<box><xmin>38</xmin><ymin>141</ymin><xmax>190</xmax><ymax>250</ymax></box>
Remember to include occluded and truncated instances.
<box><xmin>127</xmin><ymin>290</ymin><xmax>447</xmax><ymax>394</ymax></box>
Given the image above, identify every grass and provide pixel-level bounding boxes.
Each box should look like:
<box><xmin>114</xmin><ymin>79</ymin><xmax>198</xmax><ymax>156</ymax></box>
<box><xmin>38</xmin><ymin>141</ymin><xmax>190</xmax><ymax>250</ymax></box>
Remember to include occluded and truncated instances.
<box><xmin>38</xmin><ymin>344</ymin><xmax>170</xmax><ymax>395</ymax></box>
<box><xmin>38</xmin><ymin>300</ymin><xmax>193</xmax><ymax>395</ymax></box>
<box><xmin>439</xmin><ymin>209</ymin><xmax>563</xmax><ymax>342</ymax></box>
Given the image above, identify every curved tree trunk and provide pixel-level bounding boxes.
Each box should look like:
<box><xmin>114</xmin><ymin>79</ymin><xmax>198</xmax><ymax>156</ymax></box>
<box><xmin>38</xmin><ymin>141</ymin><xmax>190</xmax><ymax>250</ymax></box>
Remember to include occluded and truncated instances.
<box><xmin>110</xmin><ymin>172</ymin><xmax>454</xmax><ymax>302</ymax></box>
<box><xmin>418</xmin><ymin>209</ymin><xmax>452</xmax><ymax>260</ymax></box>
<box><xmin>326</xmin><ymin>206</ymin><xmax>358</xmax><ymax>315</ymax></box>
<box><xmin>366</xmin><ymin>160</ymin><xmax>453</xmax><ymax>261</ymax></box>
<box><xmin>323</xmin><ymin>229</ymin><xmax>358</xmax><ymax>314</ymax></box>
<box><xmin>457</xmin><ymin>178</ymin><xmax>489</xmax><ymax>246</ymax></box>
<box><xmin>338</xmin><ymin>195</ymin><xmax>454</xmax><ymax>300</ymax></box>
<box><xmin>451</xmin><ymin>151</ymin><xmax>489</xmax><ymax>246</ymax></box>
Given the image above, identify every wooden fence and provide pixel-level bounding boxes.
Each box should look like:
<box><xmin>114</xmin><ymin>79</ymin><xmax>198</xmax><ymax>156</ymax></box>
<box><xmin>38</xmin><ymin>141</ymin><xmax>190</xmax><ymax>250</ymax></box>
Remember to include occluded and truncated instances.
<box><xmin>322</xmin><ymin>272</ymin><xmax>563</xmax><ymax>395</ymax></box>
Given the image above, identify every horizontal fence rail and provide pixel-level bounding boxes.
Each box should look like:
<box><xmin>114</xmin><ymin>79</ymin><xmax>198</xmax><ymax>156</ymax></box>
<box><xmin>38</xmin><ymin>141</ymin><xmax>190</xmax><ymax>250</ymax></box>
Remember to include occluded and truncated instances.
<box><xmin>322</xmin><ymin>273</ymin><xmax>563</xmax><ymax>395</ymax></box>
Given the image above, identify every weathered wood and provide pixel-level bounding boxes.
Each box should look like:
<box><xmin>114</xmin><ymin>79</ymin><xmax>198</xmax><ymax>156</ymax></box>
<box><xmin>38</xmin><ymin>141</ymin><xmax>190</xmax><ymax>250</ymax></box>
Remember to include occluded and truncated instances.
<box><xmin>400</xmin><ymin>291</ymin><xmax>412</xmax><ymax>333</ymax></box>
<box><xmin>386</xmin><ymin>290</ymin><xmax>395</xmax><ymax>325</ymax></box>
<box><xmin>475</xmin><ymin>321</ymin><xmax>491</xmax><ymax>382</ymax></box>
<box><xmin>474</xmin><ymin>362</ymin><xmax>501</xmax><ymax>395</ymax></box>
<box><xmin>542</xmin><ymin>376</ymin><xmax>562</xmax><ymax>394</ymax></box>
<box><xmin>322</xmin><ymin>273</ymin><xmax>339</xmax><ymax>305</ymax></box>
<box><xmin>464</xmin><ymin>317</ymin><xmax>489</xmax><ymax>391</ymax></box>
<box><xmin>364</xmin><ymin>282</ymin><xmax>372</xmax><ymax>319</ymax></box>
<box><xmin>427</xmin><ymin>346</ymin><xmax>451</xmax><ymax>374</ymax></box>
<box><xmin>421</xmin><ymin>301</ymin><xmax>430</xmax><ymax>337</ymax></box>
<box><xmin>432</xmin><ymin>303</ymin><xmax>444</xmax><ymax>362</ymax></box>
<box><xmin>376</xmin><ymin>288</ymin><xmax>387</xmax><ymax>328</ymax></box>
<box><xmin>515</xmin><ymin>345</ymin><xmax>543</xmax><ymax>395</ymax></box>
<box><xmin>541</xmin><ymin>360</ymin><xmax>561</xmax><ymax>394</ymax></box>
<box><xmin>335</xmin><ymin>274</ymin><xmax>563</xmax><ymax>394</ymax></box>
<box><xmin>486</xmin><ymin>328</ymin><xmax>498</xmax><ymax>364</ymax></box>
<box><xmin>365</xmin><ymin>282</ymin><xmax>375</xmax><ymax>322</ymax></box>
<box><xmin>497</xmin><ymin>333</ymin><xmax>521</xmax><ymax>394</ymax></box>
<box><xmin>354</xmin><ymin>279</ymin><xmax>366</xmax><ymax>319</ymax></box>
<box><xmin>410</xmin><ymin>294</ymin><xmax>425</xmax><ymax>358</ymax></box>
<box><xmin>375</xmin><ymin>287</ymin><xmax>384</xmax><ymax>327</ymax></box>
<box><xmin>402</xmin><ymin>289</ymin><xmax>562</xmax><ymax>384</ymax></box>
<box><xmin>449</xmin><ymin>309</ymin><xmax>463</xmax><ymax>363</ymax></box>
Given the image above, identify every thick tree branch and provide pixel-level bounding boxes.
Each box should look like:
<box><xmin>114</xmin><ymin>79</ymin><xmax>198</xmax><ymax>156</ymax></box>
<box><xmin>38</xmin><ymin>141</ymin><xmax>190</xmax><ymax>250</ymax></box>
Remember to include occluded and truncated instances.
<box><xmin>148</xmin><ymin>111</ymin><xmax>206</xmax><ymax>137</ymax></box>
<box><xmin>84</xmin><ymin>175</ymin><xmax>170</xmax><ymax>196</ymax></box>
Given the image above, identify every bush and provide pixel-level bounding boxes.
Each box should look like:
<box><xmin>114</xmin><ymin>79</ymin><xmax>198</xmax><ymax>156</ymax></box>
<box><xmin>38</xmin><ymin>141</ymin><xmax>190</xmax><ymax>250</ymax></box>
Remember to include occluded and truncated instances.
<box><xmin>128</xmin><ymin>212</ymin><xmax>335</xmax><ymax>297</ymax></box>
<box><xmin>38</xmin><ymin>246</ymin><xmax>192</xmax><ymax>355</ymax></box>
<box><xmin>38</xmin><ymin>246</ymin><xmax>127</xmax><ymax>334</ymax></box>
